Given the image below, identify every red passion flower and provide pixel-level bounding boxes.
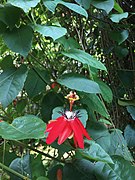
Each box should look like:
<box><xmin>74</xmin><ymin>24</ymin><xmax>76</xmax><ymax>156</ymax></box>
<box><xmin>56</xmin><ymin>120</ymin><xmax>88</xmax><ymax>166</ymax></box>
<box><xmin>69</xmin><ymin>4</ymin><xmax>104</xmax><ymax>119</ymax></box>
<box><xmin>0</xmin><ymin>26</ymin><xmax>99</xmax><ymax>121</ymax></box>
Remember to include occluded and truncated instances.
<box><xmin>45</xmin><ymin>91</ymin><xmax>91</xmax><ymax>149</ymax></box>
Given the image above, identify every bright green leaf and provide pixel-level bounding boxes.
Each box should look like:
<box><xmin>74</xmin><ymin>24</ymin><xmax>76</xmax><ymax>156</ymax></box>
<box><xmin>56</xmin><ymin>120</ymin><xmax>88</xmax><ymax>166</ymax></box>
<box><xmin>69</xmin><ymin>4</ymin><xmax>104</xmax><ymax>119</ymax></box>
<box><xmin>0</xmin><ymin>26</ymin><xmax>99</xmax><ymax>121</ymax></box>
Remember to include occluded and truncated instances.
<box><xmin>99</xmin><ymin>118</ymin><xmax>112</xmax><ymax>125</ymax></box>
<box><xmin>91</xmin><ymin>0</ymin><xmax>114</xmax><ymax>14</ymax></box>
<box><xmin>34</xmin><ymin>24</ymin><xmax>67</xmax><ymax>41</ymax></box>
<box><xmin>118</xmin><ymin>99</ymin><xmax>135</xmax><ymax>106</ymax></box>
<box><xmin>43</xmin><ymin>0</ymin><xmax>88</xmax><ymax>18</ymax></box>
<box><xmin>110</xmin><ymin>12</ymin><xmax>128</xmax><ymax>23</ymax></box>
<box><xmin>57</xmin><ymin>73</ymin><xmax>101</xmax><ymax>94</ymax></box>
<box><xmin>114</xmin><ymin>1</ymin><xmax>123</xmax><ymax>13</ymax></box>
<box><xmin>7</xmin><ymin>0</ymin><xmax>40</xmax><ymax>12</ymax></box>
<box><xmin>0</xmin><ymin>115</ymin><xmax>46</xmax><ymax>140</ymax></box>
<box><xmin>60</xmin><ymin>1</ymin><xmax>88</xmax><ymax>18</ymax></box>
<box><xmin>62</xmin><ymin>49</ymin><xmax>107</xmax><ymax>71</ymax></box>
<box><xmin>3</xmin><ymin>25</ymin><xmax>33</xmax><ymax>57</ymax></box>
<box><xmin>75</xmin><ymin>0</ymin><xmax>92</xmax><ymax>10</ymax></box>
<box><xmin>124</xmin><ymin>125</ymin><xmax>135</xmax><ymax>148</ymax></box>
<box><xmin>76</xmin><ymin>140</ymin><xmax>114</xmax><ymax>164</ymax></box>
<box><xmin>43</xmin><ymin>0</ymin><xmax>58</xmax><ymax>12</ymax></box>
<box><xmin>0</xmin><ymin>65</ymin><xmax>28</xmax><ymax>108</ymax></box>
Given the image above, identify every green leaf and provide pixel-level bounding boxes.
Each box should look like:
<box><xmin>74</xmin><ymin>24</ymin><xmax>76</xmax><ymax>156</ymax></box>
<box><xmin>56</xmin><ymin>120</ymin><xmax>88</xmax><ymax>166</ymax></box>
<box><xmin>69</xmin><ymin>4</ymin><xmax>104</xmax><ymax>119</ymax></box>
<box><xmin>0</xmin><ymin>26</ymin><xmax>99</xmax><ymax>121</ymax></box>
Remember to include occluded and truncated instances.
<box><xmin>0</xmin><ymin>21</ymin><xmax>7</xmax><ymax>34</ymax></box>
<box><xmin>109</xmin><ymin>129</ymin><xmax>133</xmax><ymax>161</ymax></box>
<box><xmin>57</xmin><ymin>36</ymin><xmax>80</xmax><ymax>50</ymax></box>
<box><xmin>52</xmin><ymin>107</ymin><xmax>88</xmax><ymax>127</ymax></box>
<box><xmin>91</xmin><ymin>0</ymin><xmax>114</xmax><ymax>14</ymax></box>
<box><xmin>9</xmin><ymin>154</ymin><xmax>31</xmax><ymax>180</ymax></box>
<box><xmin>3</xmin><ymin>25</ymin><xmax>33</xmax><ymax>57</ymax></box>
<box><xmin>60</xmin><ymin>1</ymin><xmax>88</xmax><ymax>18</ymax></box>
<box><xmin>95</xmin><ymin>80</ymin><xmax>113</xmax><ymax>103</ymax></box>
<box><xmin>43</xmin><ymin>0</ymin><xmax>58</xmax><ymax>12</ymax></box>
<box><xmin>25</xmin><ymin>68</ymin><xmax>50</xmax><ymax>98</ymax></box>
<box><xmin>0</xmin><ymin>115</ymin><xmax>46</xmax><ymax>140</ymax></box>
<box><xmin>118</xmin><ymin>70</ymin><xmax>134</xmax><ymax>88</ymax></box>
<box><xmin>114</xmin><ymin>46</ymin><xmax>129</xmax><ymax>59</ymax></box>
<box><xmin>0</xmin><ymin>4</ymin><xmax>22</xmax><ymax>30</ymax></box>
<box><xmin>110</xmin><ymin>12</ymin><xmax>128</xmax><ymax>23</ymax></box>
<box><xmin>43</xmin><ymin>0</ymin><xmax>88</xmax><ymax>18</ymax></box>
<box><xmin>124</xmin><ymin>125</ymin><xmax>135</xmax><ymax>148</ymax></box>
<box><xmin>7</xmin><ymin>0</ymin><xmax>40</xmax><ymax>12</ymax></box>
<box><xmin>62</xmin><ymin>49</ymin><xmax>107</xmax><ymax>71</ymax></box>
<box><xmin>81</xmin><ymin>93</ymin><xmax>109</xmax><ymax>118</ymax></box>
<box><xmin>63</xmin><ymin>159</ymin><xmax>95</xmax><ymax>180</ymax></box>
<box><xmin>75</xmin><ymin>0</ymin><xmax>92</xmax><ymax>10</ymax></box>
<box><xmin>127</xmin><ymin>106</ymin><xmax>135</xmax><ymax>120</ymax></box>
<box><xmin>57</xmin><ymin>73</ymin><xmax>101</xmax><ymax>94</ymax></box>
<box><xmin>87</xmin><ymin>120</ymin><xmax>111</xmax><ymax>153</ymax></box>
<box><xmin>34</xmin><ymin>24</ymin><xmax>67</xmax><ymax>41</ymax></box>
<box><xmin>76</xmin><ymin>140</ymin><xmax>114</xmax><ymax>164</ymax></box>
<box><xmin>118</xmin><ymin>99</ymin><xmax>135</xmax><ymax>106</ymax></box>
<box><xmin>94</xmin><ymin>156</ymin><xmax>135</xmax><ymax>180</ymax></box>
<box><xmin>0</xmin><ymin>55</ymin><xmax>14</xmax><ymax>70</ymax></box>
<box><xmin>114</xmin><ymin>1</ymin><xmax>123</xmax><ymax>13</ymax></box>
<box><xmin>41</xmin><ymin>92</ymin><xmax>64</xmax><ymax>122</ymax></box>
<box><xmin>30</xmin><ymin>155</ymin><xmax>45</xmax><ymax>179</ymax></box>
<box><xmin>110</xmin><ymin>30</ymin><xmax>129</xmax><ymax>45</ymax></box>
<box><xmin>37</xmin><ymin>177</ymin><xmax>49</xmax><ymax>180</ymax></box>
<box><xmin>0</xmin><ymin>65</ymin><xmax>28</xmax><ymax>108</ymax></box>
<box><xmin>99</xmin><ymin>118</ymin><xmax>112</xmax><ymax>125</ymax></box>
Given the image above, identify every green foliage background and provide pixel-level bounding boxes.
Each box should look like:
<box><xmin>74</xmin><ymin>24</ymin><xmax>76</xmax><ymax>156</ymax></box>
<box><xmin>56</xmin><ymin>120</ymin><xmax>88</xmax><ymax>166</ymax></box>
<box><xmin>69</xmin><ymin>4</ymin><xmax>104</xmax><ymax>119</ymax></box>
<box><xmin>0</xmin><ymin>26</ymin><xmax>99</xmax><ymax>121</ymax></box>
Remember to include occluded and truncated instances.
<box><xmin>0</xmin><ymin>0</ymin><xmax>135</xmax><ymax>179</ymax></box>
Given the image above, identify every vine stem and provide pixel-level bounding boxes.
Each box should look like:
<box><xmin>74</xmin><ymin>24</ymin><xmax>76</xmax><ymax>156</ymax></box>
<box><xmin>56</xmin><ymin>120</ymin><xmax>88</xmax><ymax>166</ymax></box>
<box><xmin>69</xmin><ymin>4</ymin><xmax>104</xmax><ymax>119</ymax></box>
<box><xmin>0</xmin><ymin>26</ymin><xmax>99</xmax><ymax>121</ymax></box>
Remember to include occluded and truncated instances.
<box><xmin>13</xmin><ymin>140</ymin><xmax>65</xmax><ymax>163</ymax></box>
<box><xmin>0</xmin><ymin>162</ymin><xmax>30</xmax><ymax>180</ymax></box>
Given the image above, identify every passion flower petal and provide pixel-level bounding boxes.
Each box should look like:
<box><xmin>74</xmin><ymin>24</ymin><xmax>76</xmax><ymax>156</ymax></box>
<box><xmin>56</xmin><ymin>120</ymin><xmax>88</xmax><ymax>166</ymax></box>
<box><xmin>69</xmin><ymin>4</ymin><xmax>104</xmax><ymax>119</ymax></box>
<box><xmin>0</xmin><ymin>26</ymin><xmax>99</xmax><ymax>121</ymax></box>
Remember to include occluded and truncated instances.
<box><xmin>70</xmin><ymin>120</ymin><xmax>84</xmax><ymax>149</ymax></box>
<box><xmin>45</xmin><ymin>120</ymin><xmax>57</xmax><ymax>132</ymax></box>
<box><xmin>58</xmin><ymin>122</ymin><xmax>72</xmax><ymax>145</ymax></box>
<box><xmin>46</xmin><ymin>117</ymin><xmax>67</xmax><ymax>144</ymax></box>
<box><xmin>75</xmin><ymin>117</ymin><xmax>91</xmax><ymax>140</ymax></box>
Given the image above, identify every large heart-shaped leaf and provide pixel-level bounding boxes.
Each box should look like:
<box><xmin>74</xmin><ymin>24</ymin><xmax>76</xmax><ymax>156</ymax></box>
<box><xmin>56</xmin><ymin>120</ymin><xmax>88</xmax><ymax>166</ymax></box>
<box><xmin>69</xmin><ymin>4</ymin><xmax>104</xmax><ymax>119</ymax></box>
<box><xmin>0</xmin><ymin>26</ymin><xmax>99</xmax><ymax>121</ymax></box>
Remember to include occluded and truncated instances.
<box><xmin>34</xmin><ymin>24</ymin><xmax>67</xmax><ymax>41</ymax></box>
<box><xmin>0</xmin><ymin>115</ymin><xmax>46</xmax><ymax>140</ymax></box>
<box><xmin>62</xmin><ymin>49</ymin><xmax>107</xmax><ymax>71</ymax></box>
<box><xmin>9</xmin><ymin>154</ymin><xmax>31</xmax><ymax>180</ymax></box>
<box><xmin>94</xmin><ymin>156</ymin><xmax>135</xmax><ymax>180</ymax></box>
<box><xmin>57</xmin><ymin>73</ymin><xmax>101</xmax><ymax>94</ymax></box>
<box><xmin>8</xmin><ymin>0</ymin><xmax>40</xmax><ymax>12</ymax></box>
<box><xmin>0</xmin><ymin>4</ymin><xmax>22</xmax><ymax>30</ymax></box>
<box><xmin>43</xmin><ymin>0</ymin><xmax>88</xmax><ymax>18</ymax></box>
<box><xmin>0</xmin><ymin>65</ymin><xmax>28</xmax><ymax>108</ymax></box>
<box><xmin>3</xmin><ymin>25</ymin><xmax>33</xmax><ymax>57</ymax></box>
<box><xmin>76</xmin><ymin>140</ymin><xmax>114</xmax><ymax>164</ymax></box>
<box><xmin>25</xmin><ymin>68</ymin><xmax>50</xmax><ymax>98</ymax></box>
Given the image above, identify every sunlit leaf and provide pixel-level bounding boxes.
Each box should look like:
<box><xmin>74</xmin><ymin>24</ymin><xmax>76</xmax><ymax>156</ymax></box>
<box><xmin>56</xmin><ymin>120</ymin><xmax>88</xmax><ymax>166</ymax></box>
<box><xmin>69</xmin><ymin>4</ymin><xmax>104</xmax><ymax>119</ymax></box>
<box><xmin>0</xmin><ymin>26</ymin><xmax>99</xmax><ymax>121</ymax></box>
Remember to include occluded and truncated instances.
<box><xmin>34</xmin><ymin>24</ymin><xmax>67</xmax><ymax>41</ymax></box>
<box><xmin>62</xmin><ymin>49</ymin><xmax>107</xmax><ymax>71</ymax></box>
<box><xmin>110</xmin><ymin>12</ymin><xmax>128</xmax><ymax>23</ymax></box>
<box><xmin>7</xmin><ymin>0</ymin><xmax>40</xmax><ymax>12</ymax></box>
<box><xmin>57</xmin><ymin>73</ymin><xmax>101</xmax><ymax>94</ymax></box>
<box><xmin>0</xmin><ymin>115</ymin><xmax>46</xmax><ymax>140</ymax></box>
